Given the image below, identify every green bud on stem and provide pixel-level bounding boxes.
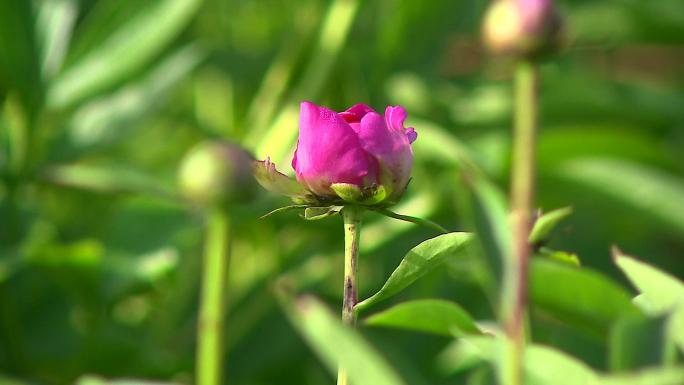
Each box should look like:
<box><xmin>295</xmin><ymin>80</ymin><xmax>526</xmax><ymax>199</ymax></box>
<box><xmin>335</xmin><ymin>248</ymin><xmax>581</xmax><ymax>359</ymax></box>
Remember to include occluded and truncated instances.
<box><xmin>179</xmin><ymin>141</ymin><xmax>257</xmax><ymax>207</ymax></box>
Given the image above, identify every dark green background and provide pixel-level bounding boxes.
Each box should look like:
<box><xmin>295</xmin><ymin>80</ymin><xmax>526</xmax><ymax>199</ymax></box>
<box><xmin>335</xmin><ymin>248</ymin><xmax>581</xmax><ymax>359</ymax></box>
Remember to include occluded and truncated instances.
<box><xmin>1</xmin><ymin>0</ymin><xmax>683</xmax><ymax>384</ymax></box>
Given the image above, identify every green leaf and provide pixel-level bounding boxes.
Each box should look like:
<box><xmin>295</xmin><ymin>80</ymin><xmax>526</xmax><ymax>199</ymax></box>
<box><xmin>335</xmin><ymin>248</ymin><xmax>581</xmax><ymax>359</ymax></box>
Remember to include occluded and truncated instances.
<box><xmin>438</xmin><ymin>336</ymin><xmax>598</xmax><ymax>385</ymax></box>
<box><xmin>280</xmin><ymin>295</ymin><xmax>406</xmax><ymax>385</ymax></box>
<box><xmin>364</xmin><ymin>299</ymin><xmax>481</xmax><ymax>336</ymax></box>
<box><xmin>558</xmin><ymin>158</ymin><xmax>684</xmax><ymax>236</ymax></box>
<box><xmin>259</xmin><ymin>205</ymin><xmax>307</xmax><ymax>219</ymax></box>
<box><xmin>609</xmin><ymin>314</ymin><xmax>670</xmax><ymax>371</ymax></box>
<box><xmin>373</xmin><ymin>208</ymin><xmax>448</xmax><ymax>233</ymax></box>
<box><xmin>64</xmin><ymin>44</ymin><xmax>205</xmax><ymax>150</ymax></box>
<box><xmin>48</xmin><ymin>0</ymin><xmax>203</xmax><ymax>108</ymax></box>
<box><xmin>538</xmin><ymin>248</ymin><xmax>581</xmax><ymax>267</ymax></box>
<box><xmin>303</xmin><ymin>206</ymin><xmax>343</xmax><ymax>220</ymax></box>
<box><xmin>330</xmin><ymin>183</ymin><xmax>363</xmax><ymax>202</ymax></box>
<box><xmin>252</xmin><ymin>159</ymin><xmax>311</xmax><ymax>201</ymax></box>
<box><xmin>466</xmin><ymin>176</ymin><xmax>510</xmax><ymax>282</ymax></box>
<box><xmin>35</xmin><ymin>0</ymin><xmax>77</xmax><ymax>78</ymax></box>
<box><xmin>361</xmin><ymin>184</ymin><xmax>388</xmax><ymax>205</ymax></box>
<box><xmin>76</xmin><ymin>375</ymin><xmax>180</xmax><ymax>385</ymax></box>
<box><xmin>42</xmin><ymin>163</ymin><xmax>174</xmax><ymax>197</ymax></box>
<box><xmin>530</xmin><ymin>259</ymin><xmax>640</xmax><ymax>337</ymax></box>
<box><xmin>0</xmin><ymin>0</ymin><xmax>43</xmax><ymax>115</ymax></box>
<box><xmin>529</xmin><ymin>207</ymin><xmax>573</xmax><ymax>244</ymax></box>
<box><xmin>595</xmin><ymin>367</ymin><xmax>684</xmax><ymax>385</ymax></box>
<box><xmin>355</xmin><ymin>232</ymin><xmax>473</xmax><ymax>313</ymax></box>
<box><xmin>613</xmin><ymin>248</ymin><xmax>684</xmax><ymax>315</ymax></box>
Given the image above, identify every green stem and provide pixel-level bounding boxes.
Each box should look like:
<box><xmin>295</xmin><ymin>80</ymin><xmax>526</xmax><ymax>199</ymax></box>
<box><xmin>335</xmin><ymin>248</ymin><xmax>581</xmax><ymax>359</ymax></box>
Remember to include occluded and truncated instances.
<box><xmin>337</xmin><ymin>206</ymin><xmax>363</xmax><ymax>385</ymax></box>
<box><xmin>197</xmin><ymin>209</ymin><xmax>231</xmax><ymax>385</ymax></box>
<box><xmin>502</xmin><ymin>61</ymin><xmax>538</xmax><ymax>385</ymax></box>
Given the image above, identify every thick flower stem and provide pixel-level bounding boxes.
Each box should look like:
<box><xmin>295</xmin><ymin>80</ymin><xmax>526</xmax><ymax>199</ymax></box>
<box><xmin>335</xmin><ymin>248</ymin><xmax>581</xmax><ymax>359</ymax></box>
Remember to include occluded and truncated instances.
<box><xmin>502</xmin><ymin>61</ymin><xmax>538</xmax><ymax>385</ymax></box>
<box><xmin>337</xmin><ymin>206</ymin><xmax>363</xmax><ymax>385</ymax></box>
<box><xmin>197</xmin><ymin>209</ymin><xmax>231</xmax><ymax>385</ymax></box>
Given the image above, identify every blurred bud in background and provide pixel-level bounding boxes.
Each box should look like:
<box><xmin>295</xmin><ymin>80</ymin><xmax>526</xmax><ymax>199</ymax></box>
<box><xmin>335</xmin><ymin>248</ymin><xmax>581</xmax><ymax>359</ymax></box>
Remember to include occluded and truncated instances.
<box><xmin>178</xmin><ymin>141</ymin><xmax>257</xmax><ymax>207</ymax></box>
<box><xmin>483</xmin><ymin>0</ymin><xmax>565</xmax><ymax>58</ymax></box>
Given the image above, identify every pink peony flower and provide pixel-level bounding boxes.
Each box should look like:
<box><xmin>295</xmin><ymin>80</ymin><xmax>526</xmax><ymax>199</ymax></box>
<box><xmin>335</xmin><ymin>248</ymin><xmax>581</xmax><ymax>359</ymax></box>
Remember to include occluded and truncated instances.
<box><xmin>254</xmin><ymin>101</ymin><xmax>417</xmax><ymax>206</ymax></box>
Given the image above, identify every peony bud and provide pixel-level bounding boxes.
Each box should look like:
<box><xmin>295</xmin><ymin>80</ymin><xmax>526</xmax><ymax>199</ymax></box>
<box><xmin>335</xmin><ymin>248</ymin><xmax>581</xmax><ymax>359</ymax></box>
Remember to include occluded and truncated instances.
<box><xmin>483</xmin><ymin>0</ymin><xmax>564</xmax><ymax>58</ymax></box>
<box><xmin>254</xmin><ymin>101</ymin><xmax>418</xmax><ymax>207</ymax></box>
<box><xmin>179</xmin><ymin>141</ymin><xmax>256</xmax><ymax>207</ymax></box>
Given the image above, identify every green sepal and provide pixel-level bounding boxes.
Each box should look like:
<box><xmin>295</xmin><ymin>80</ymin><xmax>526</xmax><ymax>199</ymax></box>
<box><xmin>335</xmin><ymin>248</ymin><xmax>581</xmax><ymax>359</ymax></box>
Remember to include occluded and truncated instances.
<box><xmin>260</xmin><ymin>204</ymin><xmax>308</xmax><ymax>219</ymax></box>
<box><xmin>303</xmin><ymin>206</ymin><xmax>344</xmax><ymax>220</ymax></box>
<box><xmin>252</xmin><ymin>159</ymin><xmax>314</xmax><ymax>203</ymax></box>
<box><xmin>361</xmin><ymin>184</ymin><xmax>388</xmax><ymax>205</ymax></box>
<box><xmin>330</xmin><ymin>183</ymin><xmax>389</xmax><ymax>206</ymax></box>
<box><xmin>330</xmin><ymin>183</ymin><xmax>364</xmax><ymax>202</ymax></box>
<box><xmin>373</xmin><ymin>208</ymin><xmax>448</xmax><ymax>234</ymax></box>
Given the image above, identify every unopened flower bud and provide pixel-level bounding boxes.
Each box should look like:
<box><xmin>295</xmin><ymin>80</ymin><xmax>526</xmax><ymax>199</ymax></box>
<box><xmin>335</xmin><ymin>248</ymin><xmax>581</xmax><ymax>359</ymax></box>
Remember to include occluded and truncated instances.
<box><xmin>179</xmin><ymin>141</ymin><xmax>256</xmax><ymax>207</ymax></box>
<box><xmin>483</xmin><ymin>0</ymin><xmax>564</xmax><ymax>58</ymax></box>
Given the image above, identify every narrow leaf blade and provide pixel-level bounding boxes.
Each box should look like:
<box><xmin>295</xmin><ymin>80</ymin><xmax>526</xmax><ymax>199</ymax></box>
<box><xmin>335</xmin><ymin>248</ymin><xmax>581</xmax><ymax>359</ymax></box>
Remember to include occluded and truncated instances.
<box><xmin>280</xmin><ymin>295</ymin><xmax>406</xmax><ymax>385</ymax></box>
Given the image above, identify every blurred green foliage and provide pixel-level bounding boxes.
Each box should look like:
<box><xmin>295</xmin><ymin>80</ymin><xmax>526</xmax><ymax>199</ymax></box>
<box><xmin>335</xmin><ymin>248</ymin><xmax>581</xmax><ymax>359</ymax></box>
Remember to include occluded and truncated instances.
<box><xmin>0</xmin><ymin>0</ymin><xmax>683</xmax><ymax>384</ymax></box>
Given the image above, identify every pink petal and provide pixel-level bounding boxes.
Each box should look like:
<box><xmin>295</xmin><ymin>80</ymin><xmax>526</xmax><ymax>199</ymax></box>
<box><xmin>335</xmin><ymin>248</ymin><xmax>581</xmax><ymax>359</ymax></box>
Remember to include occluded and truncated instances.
<box><xmin>339</xmin><ymin>103</ymin><xmax>376</xmax><ymax>123</ymax></box>
<box><xmin>356</xmin><ymin>111</ymin><xmax>413</xmax><ymax>193</ymax></box>
<box><xmin>292</xmin><ymin>101</ymin><xmax>377</xmax><ymax>196</ymax></box>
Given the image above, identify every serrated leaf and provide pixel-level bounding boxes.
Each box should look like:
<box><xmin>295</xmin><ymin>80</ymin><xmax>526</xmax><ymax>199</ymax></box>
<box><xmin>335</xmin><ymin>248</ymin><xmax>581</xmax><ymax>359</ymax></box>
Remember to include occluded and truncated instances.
<box><xmin>355</xmin><ymin>232</ymin><xmax>473</xmax><ymax>313</ymax></box>
<box><xmin>613</xmin><ymin>249</ymin><xmax>684</xmax><ymax>315</ymax></box>
<box><xmin>530</xmin><ymin>259</ymin><xmax>640</xmax><ymax>337</ymax></box>
<box><xmin>364</xmin><ymin>299</ymin><xmax>481</xmax><ymax>336</ymax></box>
<box><xmin>529</xmin><ymin>207</ymin><xmax>573</xmax><ymax>244</ymax></box>
<box><xmin>279</xmin><ymin>295</ymin><xmax>406</xmax><ymax>385</ymax></box>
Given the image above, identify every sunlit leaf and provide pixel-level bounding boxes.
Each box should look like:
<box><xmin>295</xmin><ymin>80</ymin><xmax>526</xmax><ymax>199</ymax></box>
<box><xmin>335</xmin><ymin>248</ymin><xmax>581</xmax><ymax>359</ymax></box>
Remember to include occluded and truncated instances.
<box><xmin>48</xmin><ymin>0</ymin><xmax>202</xmax><ymax>108</ymax></box>
<box><xmin>36</xmin><ymin>0</ymin><xmax>77</xmax><ymax>78</ymax></box>
<box><xmin>613</xmin><ymin>248</ymin><xmax>684</xmax><ymax>315</ymax></box>
<box><xmin>64</xmin><ymin>44</ymin><xmax>205</xmax><ymax>150</ymax></box>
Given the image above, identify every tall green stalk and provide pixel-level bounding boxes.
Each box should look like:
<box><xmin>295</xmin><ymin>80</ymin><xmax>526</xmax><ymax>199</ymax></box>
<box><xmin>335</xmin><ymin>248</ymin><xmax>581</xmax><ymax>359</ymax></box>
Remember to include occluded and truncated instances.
<box><xmin>502</xmin><ymin>61</ymin><xmax>538</xmax><ymax>385</ymax></box>
<box><xmin>337</xmin><ymin>206</ymin><xmax>362</xmax><ymax>385</ymax></box>
<box><xmin>197</xmin><ymin>209</ymin><xmax>231</xmax><ymax>385</ymax></box>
